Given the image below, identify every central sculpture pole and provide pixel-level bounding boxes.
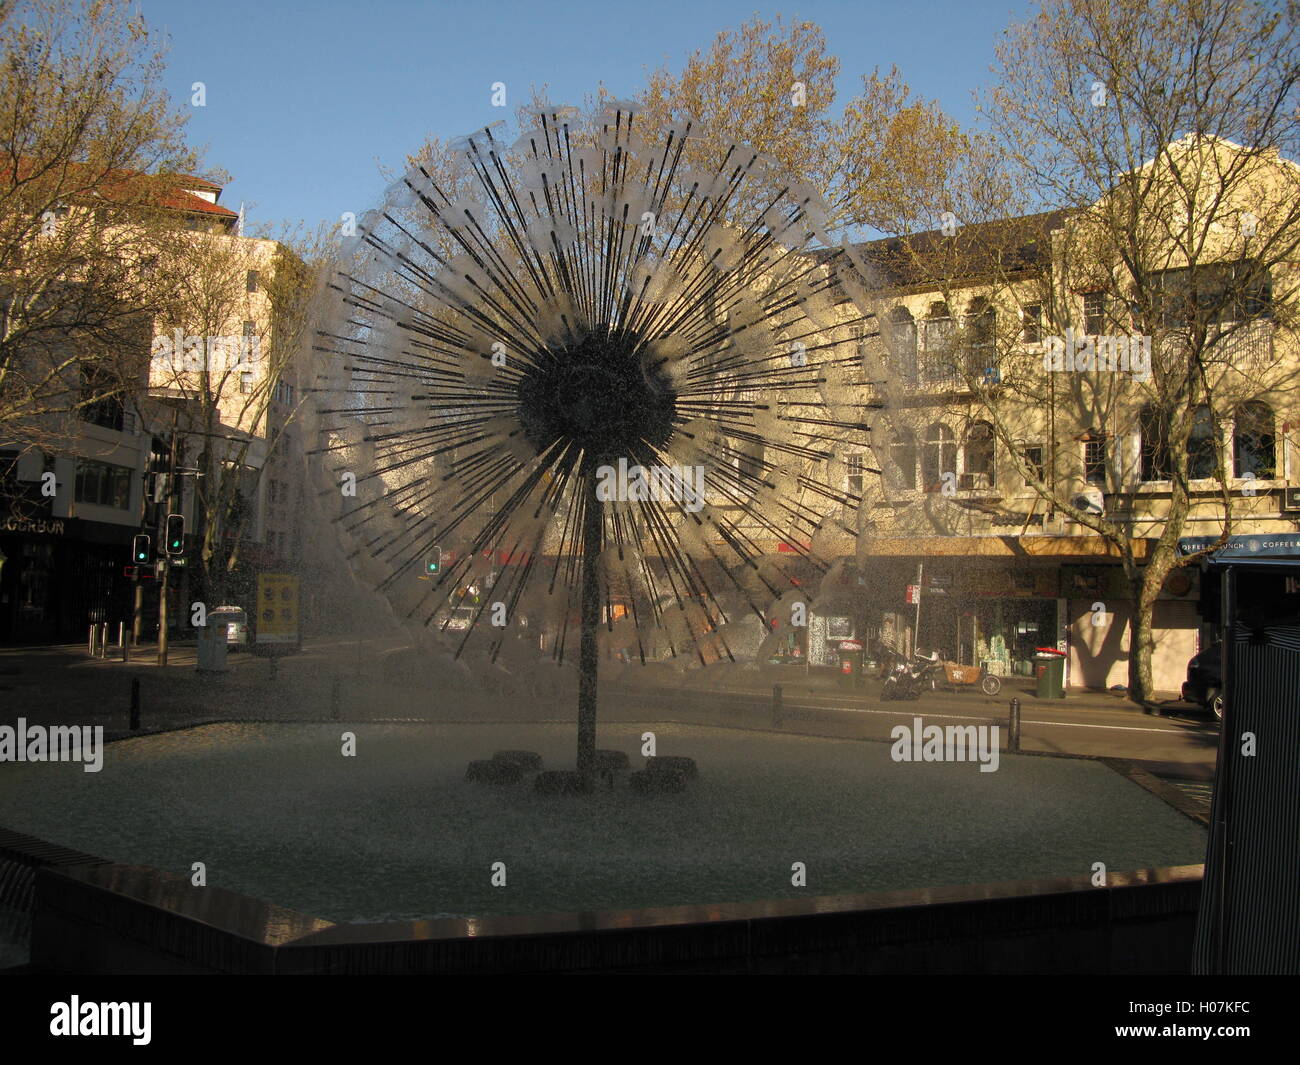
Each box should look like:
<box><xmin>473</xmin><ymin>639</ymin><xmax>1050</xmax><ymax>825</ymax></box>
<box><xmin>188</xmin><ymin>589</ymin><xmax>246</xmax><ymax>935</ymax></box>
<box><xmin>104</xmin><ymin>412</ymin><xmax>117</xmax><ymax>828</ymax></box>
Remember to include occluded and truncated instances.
<box><xmin>577</xmin><ymin>467</ymin><xmax>601</xmax><ymax>779</ymax></box>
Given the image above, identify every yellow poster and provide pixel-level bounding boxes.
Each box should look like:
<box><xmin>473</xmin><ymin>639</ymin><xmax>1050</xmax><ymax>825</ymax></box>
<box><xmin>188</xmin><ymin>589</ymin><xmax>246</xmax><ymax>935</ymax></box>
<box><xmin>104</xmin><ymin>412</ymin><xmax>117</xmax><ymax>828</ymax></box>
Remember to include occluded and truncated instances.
<box><xmin>256</xmin><ymin>573</ymin><xmax>299</xmax><ymax>644</ymax></box>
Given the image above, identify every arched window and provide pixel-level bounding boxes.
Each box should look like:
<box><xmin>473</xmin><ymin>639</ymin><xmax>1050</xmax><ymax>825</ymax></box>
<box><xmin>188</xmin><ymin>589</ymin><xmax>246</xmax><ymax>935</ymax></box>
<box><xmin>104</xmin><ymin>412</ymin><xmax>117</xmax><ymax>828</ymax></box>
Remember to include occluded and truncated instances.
<box><xmin>1187</xmin><ymin>405</ymin><xmax>1218</xmax><ymax>480</ymax></box>
<box><xmin>890</xmin><ymin>430</ymin><xmax>917</xmax><ymax>490</ymax></box>
<box><xmin>921</xmin><ymin>423</ymin><xmax>957</xmax><ymax>491</ymax></box>
<box><xmin>923</xmin><ymin>301</ymin><xmax>953</xmax><ymax>349</ymax></box>
<box><xmin>963</xmin><ymin>421</ymin><xmax>996</xmax><ymax>489</ymax></box>
<box><xmin>884</xmin><ymin>307</ymin><xmax>918</xmax><ymax>384</ymax></box>
<box><xmin>1140</xmin><ymin>405</ymin><xmax>1170</xmax><ymax>481</ymax></box>
<box><xmin>1234</xmin><ymin>401</ymin><xmax>1275</xmax><ymax>479</ymax></box>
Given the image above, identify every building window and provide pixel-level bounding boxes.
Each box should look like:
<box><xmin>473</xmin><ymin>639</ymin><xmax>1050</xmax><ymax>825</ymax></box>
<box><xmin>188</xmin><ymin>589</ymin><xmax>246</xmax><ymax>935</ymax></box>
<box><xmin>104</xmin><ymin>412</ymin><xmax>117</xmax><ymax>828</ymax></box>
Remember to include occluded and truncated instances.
<box><xmin>1022</xmin><ymin>303</ymin><xmax>1043</xmax><ymax>344</ymax></box>
<box><xmin>885</xmin><ymin>307</ymin><xmax>918</xmax><ymax>383</ymax></box>
<box><xmin>963</xmin><ymin>298</ymin><xmax>996</xmax><ymax>378</ymax></box>
<box><xmin>921</xmin><ymin>423</ymin><xmax>957</xmax><ymax>491</ymax></box>
<box><xmin>923</xmin><ymin>302</ymin><xmax>953</xmax><ymax>353</ymax></box>
<box><xmin>240</xmin><ymin>372</ymin><xmax>254</xmax><ymax>394</ymax></box>
<box><xmin>1234</xmin><ymin>401</ymin><xmax>1275</xmax><ymax>479</ymax></box>
<box><xmin>732</xmin><ymin>438</ymin><xmax>763</xmax><ymax>485</ymax></box>
<box><xmin>1155</xmin><ymin>261</ymin><xmax>1273</xmax><ymax>328</ymax></box>
<box><xmin>246</xmin><ymin>270</ymin><xmax>259</xmax><ymax>293</ymax></box>
<box><xmin>74</xmin><ymin>459</ymin><xmax>132</xmax><ymax>509</ymax></box>
<box><xmin>80</xmin><ymin>361</ymin><xmax>124</xmax><ymax>432</ymax></box>
<box><xmin>845</xmin><ymin>454</ymin><xmax>864</xmax><ymax>495</ymax></box>
<box><xmin>962</xmin><ymin>421</ymin><xmax>996</xmax><ymax>489</ymax></box>
<box><xmin>1187</xmin><ymin>405</ymin><xmax>1218</xmax><ymax>480</ymax></box>
<box><xmin>1022</xmin><ymin>444</ymin><xmax>1045</xmax><ymax>485</ymax></box>
<box><xmin>1140</xmin><ymin>406</ymin><xmax>1170</xmax><ymax>481</ymax></box>
<box><xmin>1083</xmin><ymin>292</ymin><xmax>1106</xmax><ymax>335</ymax></box>
<box><xmin>890</xmin><ymin>431</ymin><xmax>917</xmax><ymax>490</ymax></box>
<box><xmin>1084</xmin><ymin>437</ymin><xmax>1108</xmax><ymax>487</ymax></box>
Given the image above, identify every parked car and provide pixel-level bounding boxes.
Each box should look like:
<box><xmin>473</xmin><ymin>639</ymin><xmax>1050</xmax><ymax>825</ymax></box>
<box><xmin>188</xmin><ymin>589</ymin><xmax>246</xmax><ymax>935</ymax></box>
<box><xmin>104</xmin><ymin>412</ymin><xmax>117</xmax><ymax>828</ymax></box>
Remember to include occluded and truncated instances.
<box><xmin>1181</xmin><ymin>643</ymin><xmax>1223</xmax><ymax>719</ymax></box>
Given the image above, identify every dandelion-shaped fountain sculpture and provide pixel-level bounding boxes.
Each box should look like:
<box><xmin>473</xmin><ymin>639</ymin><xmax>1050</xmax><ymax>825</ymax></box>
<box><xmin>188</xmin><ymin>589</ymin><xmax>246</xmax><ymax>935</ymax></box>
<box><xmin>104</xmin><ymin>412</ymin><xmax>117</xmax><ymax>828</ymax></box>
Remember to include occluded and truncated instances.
<box><xmin>309</xmin><ymin>101</ymin><xmax>880</xmax><ymax>779</ymax></box>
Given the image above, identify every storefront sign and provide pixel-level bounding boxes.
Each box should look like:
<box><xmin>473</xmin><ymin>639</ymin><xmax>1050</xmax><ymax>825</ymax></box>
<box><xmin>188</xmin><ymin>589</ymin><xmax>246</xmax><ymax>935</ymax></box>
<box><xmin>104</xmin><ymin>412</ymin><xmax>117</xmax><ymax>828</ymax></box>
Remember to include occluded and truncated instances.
<box><xmin>1179</xmin><ymin>533</ymin><xmax>1300</xmax><ymax>558</ymax></box>
<box><xmin>1</xmin><ymin>514</ymin><xmax>65</xmax><ymax>536</ymax></box>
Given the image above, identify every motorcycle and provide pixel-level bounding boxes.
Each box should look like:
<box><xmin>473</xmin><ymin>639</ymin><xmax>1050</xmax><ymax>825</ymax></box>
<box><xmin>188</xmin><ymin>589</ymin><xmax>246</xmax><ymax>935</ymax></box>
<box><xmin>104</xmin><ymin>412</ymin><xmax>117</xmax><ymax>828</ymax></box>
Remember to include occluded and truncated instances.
<box><xmin>880</xmin><ymin>649</ymin><xmax>946</xmax><ymax>701</ymax></box>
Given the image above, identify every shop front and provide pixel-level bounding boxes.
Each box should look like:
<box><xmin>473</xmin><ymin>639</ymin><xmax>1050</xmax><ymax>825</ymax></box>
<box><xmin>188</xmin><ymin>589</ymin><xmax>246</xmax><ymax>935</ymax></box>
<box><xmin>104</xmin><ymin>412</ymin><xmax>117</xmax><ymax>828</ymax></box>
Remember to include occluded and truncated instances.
<box><xmin>0</xmin><ymin>509</ymin><xmax>136</xmax><ymax>645</ymax></box>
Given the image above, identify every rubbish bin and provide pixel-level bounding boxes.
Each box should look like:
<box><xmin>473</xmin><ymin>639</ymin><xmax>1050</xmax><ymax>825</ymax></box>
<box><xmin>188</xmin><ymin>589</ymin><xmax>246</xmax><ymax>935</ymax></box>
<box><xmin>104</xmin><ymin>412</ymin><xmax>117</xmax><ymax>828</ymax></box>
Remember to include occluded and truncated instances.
<box><xmin>1034</xmin><ymin>650</ymin><xmax>1066</xmax><ymax>699</ymax></box>
<box><xmin>837</xmin><ymin>640</ymin><xmax>865</xmax><ymax>688</ymax></box>
<box><xmin>199</xmin><ymin>606</ymin><xmax>247</xmax><ymax>673</ymax></box>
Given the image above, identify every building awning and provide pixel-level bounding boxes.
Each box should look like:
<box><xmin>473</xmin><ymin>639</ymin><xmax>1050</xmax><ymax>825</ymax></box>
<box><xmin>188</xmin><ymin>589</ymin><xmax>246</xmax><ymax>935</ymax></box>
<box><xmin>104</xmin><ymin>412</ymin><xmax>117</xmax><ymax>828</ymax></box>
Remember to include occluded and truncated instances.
<box><xmin>1179</xmin><ymin>533</ymin><xmax>1300</xmax><ymax>563</ymax></box>
<box><xmin>858</xmin><ymin>535</ymin><xmax>1151</xmax><ymax>561</ymax></box>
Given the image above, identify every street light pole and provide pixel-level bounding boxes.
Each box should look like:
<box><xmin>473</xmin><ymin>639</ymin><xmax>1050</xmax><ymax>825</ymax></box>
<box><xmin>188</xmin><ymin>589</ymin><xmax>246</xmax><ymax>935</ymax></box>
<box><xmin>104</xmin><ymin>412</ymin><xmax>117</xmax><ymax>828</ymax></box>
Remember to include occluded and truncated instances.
<box><xmin>576</xmin><ymin>470</ymin><xmax>601</xmax><ymax>779</ymax></box>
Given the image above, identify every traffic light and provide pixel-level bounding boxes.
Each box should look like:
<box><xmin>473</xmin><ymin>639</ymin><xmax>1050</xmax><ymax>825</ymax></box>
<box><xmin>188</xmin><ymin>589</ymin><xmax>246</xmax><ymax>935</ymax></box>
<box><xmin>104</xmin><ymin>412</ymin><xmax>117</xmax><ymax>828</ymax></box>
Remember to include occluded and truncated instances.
<box><xmin>132</xmin><ymin>534</ymin><xmax>151</xmax><ymax>564</ymax></box>
<box><xmin>424</xmin><ymin>547</ymin><xmax>441</xmax><ymax>576</ymax></box>
<box><xmin>165</xmin><ymin>513</ymin><xmax>185</xmax><ymax>556</ymax></box>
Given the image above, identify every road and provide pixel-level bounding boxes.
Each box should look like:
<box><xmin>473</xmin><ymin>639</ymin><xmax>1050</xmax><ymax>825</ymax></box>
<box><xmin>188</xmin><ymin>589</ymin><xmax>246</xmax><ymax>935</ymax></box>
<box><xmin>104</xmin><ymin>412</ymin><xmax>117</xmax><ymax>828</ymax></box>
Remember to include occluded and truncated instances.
<box><xmin>1</xmin><ymin>639</ymin><xmax>1221</xmax><ymax>783</ymax></box>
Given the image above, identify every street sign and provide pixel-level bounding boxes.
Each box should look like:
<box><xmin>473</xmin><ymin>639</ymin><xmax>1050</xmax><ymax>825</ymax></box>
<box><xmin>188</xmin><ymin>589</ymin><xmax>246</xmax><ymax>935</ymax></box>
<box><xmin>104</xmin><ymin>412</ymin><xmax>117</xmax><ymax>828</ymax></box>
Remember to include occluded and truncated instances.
<box><xmin>256</xmin><ymin>573</ymin><xmax>300</xmax><ymax>645</ymax></box>
<box><xmin>906</xmin><ymin>584</ymin><xmax>920</xmax><ymax>605</ymax></box>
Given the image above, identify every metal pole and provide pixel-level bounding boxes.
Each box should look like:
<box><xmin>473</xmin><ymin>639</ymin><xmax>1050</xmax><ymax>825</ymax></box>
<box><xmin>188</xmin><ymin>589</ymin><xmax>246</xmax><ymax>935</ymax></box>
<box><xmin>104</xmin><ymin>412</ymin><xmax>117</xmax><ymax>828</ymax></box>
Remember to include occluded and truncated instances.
<box><xmin>132</xmin><ymin>570</ymin><xmax>142</xmax><ymax>642</ymax></box>
<box><xmin>1208</xmin><ymin>564</ymin><xmax>1237</xmax><ymax>973</ymax></box>
<box><xmin>915</xmin><ymin>562</ymin><xmax>924</xmax><ymax>653</ymax></box>
<box><xmin>158</xmin><ymin>415</ymin><xmax>179</xmax><ymax>667</ymax></box>
<box><xmin>577</xmin><ymin>471</ymin><xmax>600</xmax><ymax>779</ymax></box>
<box><xmin>157</xmin><ymin>558</ymin><xmax>169</xmax><ymax>666</ymax></box>
<box><xmin>1009</xmin><ymin>696</ymin><xmax>1021</xmax><ymax>752</ymax></box>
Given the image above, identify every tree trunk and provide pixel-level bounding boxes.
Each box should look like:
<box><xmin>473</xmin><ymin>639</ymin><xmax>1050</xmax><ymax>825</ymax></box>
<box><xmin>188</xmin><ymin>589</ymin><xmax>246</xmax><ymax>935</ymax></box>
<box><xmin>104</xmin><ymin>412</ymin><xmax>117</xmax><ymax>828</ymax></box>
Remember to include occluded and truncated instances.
<box><xmin>1127</xmin><ymin>547</ymin><xmax>1177</xmax><ymax>706</ymax></box>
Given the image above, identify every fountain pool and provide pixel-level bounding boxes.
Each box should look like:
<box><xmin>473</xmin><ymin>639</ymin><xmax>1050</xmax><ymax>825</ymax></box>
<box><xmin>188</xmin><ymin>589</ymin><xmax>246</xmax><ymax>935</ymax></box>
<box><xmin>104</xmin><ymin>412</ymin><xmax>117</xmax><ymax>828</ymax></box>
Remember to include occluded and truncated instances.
<box><xmin>0</xmin><ymin>722</ymin><xmax>1206</xmax><ymax>925</ymax></box>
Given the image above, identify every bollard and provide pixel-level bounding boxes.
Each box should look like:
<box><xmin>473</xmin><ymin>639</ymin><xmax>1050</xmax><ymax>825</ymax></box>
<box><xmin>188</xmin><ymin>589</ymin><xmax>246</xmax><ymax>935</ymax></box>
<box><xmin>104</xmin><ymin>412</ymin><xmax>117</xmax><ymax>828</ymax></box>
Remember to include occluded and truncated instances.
<box><xmin>122</xmin><ymin>631</ymin><xmax>131</xmax><ymax>664</ymax></box>
<box><xmin>129</xmin><ymin>677</ymin><xmax>140</xmax><ymax>731</ymax></box>
<box><xmin>88</xmin><ymin>624</ymin><xmax>97</xmax><ymax>657</ymax></box>
<box><xmin>773</xmin><ymin>684</ymin><xmax>784</xmax><ymax>728</ymax></box>
<box><xmin>1009</xmin><ymin>696</ymin><xmax>1021</xmax><ymax>752</ymax></box>
<box><xmin>98</xmin><ymin>622</ymin><xmax>109</xmax><ymax>659</ymax></box>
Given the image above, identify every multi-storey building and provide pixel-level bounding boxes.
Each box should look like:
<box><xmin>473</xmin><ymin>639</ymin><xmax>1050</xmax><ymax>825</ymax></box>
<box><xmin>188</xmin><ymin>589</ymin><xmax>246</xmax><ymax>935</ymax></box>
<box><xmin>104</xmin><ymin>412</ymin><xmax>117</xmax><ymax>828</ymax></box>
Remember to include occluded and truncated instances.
<box><xmin>814</xmin><ymin>135</ymin><xmax>1299</xmax><ymax>692</ymax></box>
<box><xmin>0</xmin><ymin>171</ymin><xmax>302</xmax><ymax>643</ymax></box>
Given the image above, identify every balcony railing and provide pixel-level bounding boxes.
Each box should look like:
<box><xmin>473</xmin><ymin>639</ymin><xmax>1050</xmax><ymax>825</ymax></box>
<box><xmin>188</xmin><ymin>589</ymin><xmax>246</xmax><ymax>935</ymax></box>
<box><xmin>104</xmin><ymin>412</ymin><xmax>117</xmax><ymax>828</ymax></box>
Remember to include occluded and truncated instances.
<box><xmin>1200</xmin><ymin>318</ymin><xmax>1274</xmax><ymax>369</ymax></box>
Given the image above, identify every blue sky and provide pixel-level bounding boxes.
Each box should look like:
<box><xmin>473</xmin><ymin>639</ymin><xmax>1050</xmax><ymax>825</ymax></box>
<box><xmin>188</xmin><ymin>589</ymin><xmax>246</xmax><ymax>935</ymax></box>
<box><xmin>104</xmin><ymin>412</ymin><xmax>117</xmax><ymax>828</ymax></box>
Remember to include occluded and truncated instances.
<box><xmin>139</xmin><ymin>0</ymin><xmax>1032</xmax><ymax>237</ymax></box>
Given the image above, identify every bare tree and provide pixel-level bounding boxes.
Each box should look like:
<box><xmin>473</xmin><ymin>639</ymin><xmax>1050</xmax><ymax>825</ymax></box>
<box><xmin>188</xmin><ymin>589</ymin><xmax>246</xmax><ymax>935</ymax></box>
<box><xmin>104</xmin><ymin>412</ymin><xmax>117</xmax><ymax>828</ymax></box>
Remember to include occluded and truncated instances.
<box><xmin>0</xmin><ymin>0</ymin><xmax>201</xmax><ymax>467</ymax></box>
